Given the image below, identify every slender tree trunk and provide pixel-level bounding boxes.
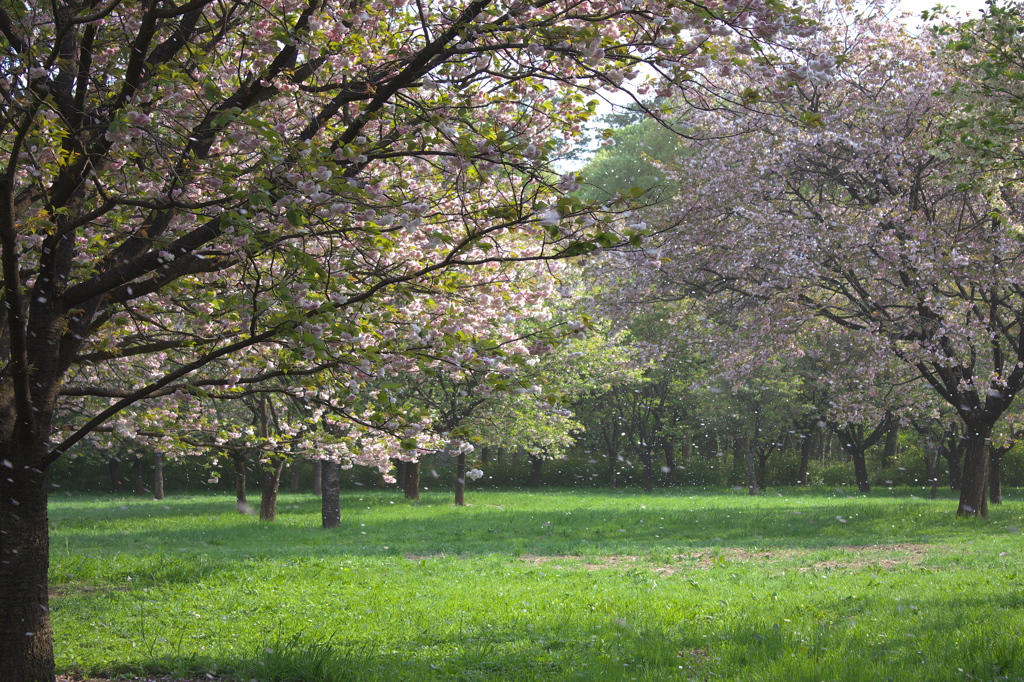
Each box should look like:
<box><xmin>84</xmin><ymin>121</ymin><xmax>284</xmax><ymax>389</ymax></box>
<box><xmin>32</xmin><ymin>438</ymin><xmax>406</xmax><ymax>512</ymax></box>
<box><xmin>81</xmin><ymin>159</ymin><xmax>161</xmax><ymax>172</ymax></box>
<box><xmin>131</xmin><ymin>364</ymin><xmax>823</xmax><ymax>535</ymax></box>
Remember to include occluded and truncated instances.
<box><xmin>312</xmin><ymin>459</ymin><xmax>323</xmax><ymax>495</ymax></box>
<box><xmin>733</xmin><ymin>436</ymin><xmax>749</xmax><ymax>487</ymax></box>
<box><xmin>480</xmin><ymin>446</ymin><xmax>490</xmax><ymax>465</ymax></box>
<box><xmin>757</xmin><ymin>448</ymin><xmax>770</xmax><ymax>491</ymax></box>
<box><xmin>0</xmin><ymin>449</ymin><xmax>55</xmax><ymax>682</ymax></box>
<box><xmin>259</xmin><ymin>456</ymin><xmax>286</xmax><ymax>522</ymax></box>
<box><xmin>662</xmin><ymin>438</ymin><xmax>677</xmax><ymax>486</ymax></box>
<box><xmin>959</xmin><ymin>425</ymin><xmax>992</xmax><ymax>517</ymax></box>
<box><xmin>107</xmin><ymin>456</ymin><xmax>122</xmax><ymax>493</ymax></box>
<box><xmin>528</xmin><ymin>454</ymin><xmax>543</xmax><ymax>488</ymax></box>
<box><xmin>746</xmin><ymin>441</ymin><xmax>757</xmax><ymax>496</ymax></box>
<box><xmin>639</xmin><ymin>450</ymin><xmax>653</xmax><ymax>492</ymax></box>
<box><xmin>926</xmin><ymin>452</ymin><xmax>940</xmax><ymax>500</ymax></box>
<box><xmin>881</xmin><ymin>424</ymin><xmax>899</xmax><ymax>468</ymax></box>
<box><xmin>455</xmin><ymin>452</ymin><xmax>467</xmax><ymax>506</ymax></box>
<box><xmin>322</xmin><ymin>460</ymin><xmax>340</xmax><ymax>528</ymax></box>
<box><xmin>289</xmin><ymin>462</ymin><xmax>300</xmax><ymax>493</ymax></box>
<box><xmin>851</xmin><ymin>448</ymin><xmax>871</xmax><ymax>493</ymax></box>
<box><xmin>608</xmin><ymin>449</ymin><xmax>617</xmax><ymax>489</ymax></box>
<box><xmin>404</xmin><ymin>461</ymin><xmax>420</xmax><ymax>500</ymax></box>
<box><xmin>798</xmin><ymin>426</ymin><xmax>815</xmax><ymax>485</ymax></box>
<box><xmin>232</xmin><ymin>453</ymin><xmax>247</xmax><ymax>505</ymax></box>
<box><xmin>153</xmin><ymin>452</ymin><xmax>164</xmax><ymax>500</ymax></box>
<box><xmin>132</xmin><ymin>456</ymin><xmax>144</xmax><ymax>494</ymax></box>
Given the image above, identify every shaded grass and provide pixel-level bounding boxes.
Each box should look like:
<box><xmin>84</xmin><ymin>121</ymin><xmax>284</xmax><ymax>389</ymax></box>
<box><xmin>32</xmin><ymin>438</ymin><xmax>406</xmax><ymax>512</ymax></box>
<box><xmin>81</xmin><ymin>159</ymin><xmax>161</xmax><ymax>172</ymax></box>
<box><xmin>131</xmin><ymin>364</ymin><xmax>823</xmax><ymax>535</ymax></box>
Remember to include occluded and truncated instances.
<box><xmin>50</xmin><ymin>487</ymin><xmax>1024</xmax><ymax>680</ymax></box>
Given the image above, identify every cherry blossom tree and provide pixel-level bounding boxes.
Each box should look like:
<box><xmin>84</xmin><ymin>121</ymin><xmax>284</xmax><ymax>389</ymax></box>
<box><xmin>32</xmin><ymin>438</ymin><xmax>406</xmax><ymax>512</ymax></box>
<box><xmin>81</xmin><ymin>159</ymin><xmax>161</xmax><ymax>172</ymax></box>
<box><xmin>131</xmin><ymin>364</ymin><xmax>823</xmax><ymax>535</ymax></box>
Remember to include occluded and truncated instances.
<box><xmin>0</xmin><ymin>0</ymin><xmax>813</xmax><ymax>675</ymax></box>
<box><xmin>641</xmin><ymin>0</ymin><xmax>1024</xmax><ymax>518</ymax></box>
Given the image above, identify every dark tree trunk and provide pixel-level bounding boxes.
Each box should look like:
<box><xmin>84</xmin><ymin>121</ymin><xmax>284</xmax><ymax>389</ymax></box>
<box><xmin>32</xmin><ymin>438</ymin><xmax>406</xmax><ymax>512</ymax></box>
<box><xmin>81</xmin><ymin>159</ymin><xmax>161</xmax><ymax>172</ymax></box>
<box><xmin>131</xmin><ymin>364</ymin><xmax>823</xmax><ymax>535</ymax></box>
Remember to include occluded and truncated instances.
<box><xmin>289</xmin><ymin>462</ymin><xmax>300</xmax><ymax>493</ymax></box>
<box><xmin>404</xmin><ymin>461</ymin><xmax>420</xmax><ymax>500</ymax></box>
<box><xmin>0</xmin><ymin>448</ymin><xmax>55</xmax><ymax>682</ymax></box>
<box><xmin>851</xmin><ymin>449</ymin><xmax>871</xmax><ymax>493</ymax></box>
<box><xmin>259</xmin><ymin>456</ymin><xmax>286</xmax><ymax>522</ymax></box>
<box><xmin>881</xmin><ymin>423</ymin><xmax>899</xmax><ymax>468</ymax></box>
<box><xmin>757</xmin><ymin>447</ymin><xmax>770</xmax><ymax>490</ymax></box>
<box><xmin>321</xmin><ymin>460</ymin><xmax>340</xmax><ymax>529</ymax></box>
<box><xmin>607</xmin><ymin>449</ymin><xmax>617</xmax><ymax>489</ymax></box>
<box><xmin>107</xmin><ymin>456</ymin><xmax>122</xmax><ymax>493</ymax></box>
<box><xmin>132</xmin><ymin>455</ymin><xmax>144</xmax><ymax>494</ymax></box>
<box><xmin>639</xmin><ymin>450</ymin><xmax>653</xmax><ymax>493</ymax></box>
<box><xmin>153</xmin><ymin>452</ymin><xmax>164</xmax><ymax>500</ymax></box>
<box><xmin>732</xmin><ymin>436</ymin><xmax>749</xmax><ymax>487</ymax></box>
<box><xmin>958</xmin><ymin>425</ymin><xmax>991</xmax><ymax>517</ymax></box>
<box><xmin>480</xmin><ymin>446</ymin><xmax>490</xmax><ymax>465</ymax></box>
<box><xmin>662</xmin><ymin>438</ymin><xmax>677</xmax><ymax>486</ymax></box>
<box><xmin>798</xmin><ymin>425</ymin><xmax>815</xmax><ymax>485</ymax></box>
<box><xmin>312</xmin><ymin>459</ymin><xmax>323</xmax><ymax>495</ymax></box>
<box><xmin>232</xmin><ymin>452</ymin><xmax>247</xmax><ymax>505</ymax></box>
<box><xmin>455</xmin><ymin>452</ymin><xmax>467</xmax><ymax>505</ymax></box>
<box><xmin>746</xmin><ymin>441</ymin><xmax>757</xmax><ymax>496</ymax></box>
<box><xmin>926</xmin><ymin>451</ymin><xmax>940</xmax><ymax>500</ymax></box>
<box><xmin>528</xmin><ymin>454</ymin><xmax>543</xmax><ymax>488</ymax></box>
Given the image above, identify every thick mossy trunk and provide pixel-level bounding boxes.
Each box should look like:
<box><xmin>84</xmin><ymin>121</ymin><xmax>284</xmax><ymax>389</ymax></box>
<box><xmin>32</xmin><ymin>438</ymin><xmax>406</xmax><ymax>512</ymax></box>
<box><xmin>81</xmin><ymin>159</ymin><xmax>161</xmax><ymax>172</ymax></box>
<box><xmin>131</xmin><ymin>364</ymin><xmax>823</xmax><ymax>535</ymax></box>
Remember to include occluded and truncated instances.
<box><xmin>455</xmin><ymin>453</ymin><xmax>466</xmax><ymax>506</ymax></box>
<box><xmin>404</xmin><ymin>461</ymin><xmax>420</xmax><ymax>500</ymax></box>
<box><xmin>321</xmin><ymin>461</ymin><xmax>340</xmax><ymax>529</ymax></box>
<box><xmin>259</xmin><ymin>457</ymin><xmax>286</xmax><ymax>522</ymax></box>
<box><xmin>0</xmin><ymin>448</ymin><xmax>55</xmax><ymax>682</ymax></box>
<box><xmin>958</xmin><ymin>425</ymin><xmax>992</xmax><ymax>517</ymax></box>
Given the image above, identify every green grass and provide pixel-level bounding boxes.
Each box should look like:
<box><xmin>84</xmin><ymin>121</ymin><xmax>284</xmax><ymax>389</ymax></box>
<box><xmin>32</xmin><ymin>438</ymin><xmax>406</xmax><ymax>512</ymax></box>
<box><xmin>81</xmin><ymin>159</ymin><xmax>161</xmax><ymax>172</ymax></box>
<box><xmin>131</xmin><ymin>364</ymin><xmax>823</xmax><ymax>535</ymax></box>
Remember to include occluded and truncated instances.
<box><xmin>49</xmin><ymin>487</ymin><xmax>1024</xmax><ymax>680</ymax></box>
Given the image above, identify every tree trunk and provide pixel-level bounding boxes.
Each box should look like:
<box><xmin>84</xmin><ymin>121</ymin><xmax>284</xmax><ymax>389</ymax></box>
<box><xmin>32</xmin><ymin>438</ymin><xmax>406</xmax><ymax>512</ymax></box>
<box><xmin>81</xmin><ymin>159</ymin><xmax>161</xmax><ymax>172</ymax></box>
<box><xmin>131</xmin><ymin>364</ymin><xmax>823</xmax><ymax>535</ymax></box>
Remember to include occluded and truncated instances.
<box><xmin>746</xmin><ymin>441</ymin><xmax>757</xmax><ymax>496</ymax></box>
<box><xmin>232</xmin><ymin>453</ymin><xmax>247</xmax><ymax>505</ymax></box>
<box><xmin>289</xmin><ymin>462</ymin><xmax>300</xmax><ymax>493</ymax></box>
<box><xmin>321</xmin><ymin>460</ymin><xmax>340</xmax><ymax>529</ymax></box>
<box><xmin>153</xmin><ymin>452</ymin><xmax>164</xmax><ymax>500</ymax></box>
<box><xmin>662</xmin><ymin>438</ymin><xmax>677</xmax><ymax>486</ymax></box>
<box><xmin>926</xmin><ymin>451</ymin><xmax>940</xmax><ymax>500</ymax></box>
<box><xmin>607</xmin><ymin>449</ymin><xmax>617</xmax><ymax>489</ymax></box>
<box><xmin>881</xmin><ymin>423</ymin><xmax>899</xmax><ymax>468</ymax></box>
<box><xmin>404</xmin><ymin>460</ymin><xmax>420</xmax><ymax>500</ymax></box>
<box><xmin>0</xmin><ymin>453</ymin><xmax>55</xmax><ymax>682</ymax></box>
<box><xmin>132</xmin><ymin>456</ymin><xmax>145</xmax><ymax>494</ymax></box>
<box><xmin>958</xmin><ymin>425</ymin><xmax>992</xmax><ymax>517</ymax></box>
<box><xmin>528</xmin><ymin>454</ymin><xmax>543</xmax><ymax>488</ymax></box>
<box><xmin>733</xmin><ymin>436</ymin><xmax>749</xmax><ymax>487</ymax></box>
<box><xmin>852</xmin><ymin>448</ymin><xmax>871</xmax><ymax>493</ymax></box>
<box><xmin>455</xmin><ymin>452</ymin><xmax>466</xmax><ymax>506</ymax></box>
<box><xmin>480</xmin><ymin>446</ymin><xmax>490</xmax><ymax>465</ymax></box>
<box><xmin>107</xmin><ymin>456</ymin><xmax>122</xmax><ymax>493</ymax></box>
<box><xmin>312</xmin><ymin>459</ymin><xmax>323</xmax><ymax>495</ymax></box>
<box><xmin>757</xmin><ymin>448</ymin><xmax>770</xmax><ymax>491</ymax></box>
<box><xmin>798</xmin><ymin>426</ymin><xmax>815</xmax><ymax>485</ymax></box>
<box><xmin>259</xmin><ymin>456</ymin><xmax>286</xmax><ymax>522</ymax></box>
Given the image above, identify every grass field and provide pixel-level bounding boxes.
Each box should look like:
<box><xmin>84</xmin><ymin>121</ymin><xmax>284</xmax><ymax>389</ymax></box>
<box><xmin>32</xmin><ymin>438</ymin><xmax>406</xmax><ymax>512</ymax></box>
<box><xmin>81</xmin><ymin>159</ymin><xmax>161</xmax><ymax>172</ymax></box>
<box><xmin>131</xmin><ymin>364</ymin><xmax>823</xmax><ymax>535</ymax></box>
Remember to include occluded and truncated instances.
<box><xmin>49</xmin><ymin>487</ymin><xmax>1024</xmax><ymax>681</ymax></box>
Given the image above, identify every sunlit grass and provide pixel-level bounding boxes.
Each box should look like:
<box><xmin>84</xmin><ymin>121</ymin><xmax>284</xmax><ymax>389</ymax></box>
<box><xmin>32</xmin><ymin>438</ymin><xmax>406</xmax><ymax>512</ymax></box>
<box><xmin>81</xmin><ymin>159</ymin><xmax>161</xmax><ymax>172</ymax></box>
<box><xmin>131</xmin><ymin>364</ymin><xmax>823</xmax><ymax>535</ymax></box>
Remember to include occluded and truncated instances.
<box><xmin>50</xmin><ymin>487</ymin><xmax>1024</xmax><ymax>680</ymax></box>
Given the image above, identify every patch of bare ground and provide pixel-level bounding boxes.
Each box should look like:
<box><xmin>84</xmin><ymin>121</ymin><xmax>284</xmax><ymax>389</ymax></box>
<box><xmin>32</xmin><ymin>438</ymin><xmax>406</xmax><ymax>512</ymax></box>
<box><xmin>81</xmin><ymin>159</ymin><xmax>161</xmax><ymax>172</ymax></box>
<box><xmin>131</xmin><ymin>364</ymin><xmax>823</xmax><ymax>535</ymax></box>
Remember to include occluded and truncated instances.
<box><xmin>520</xmin><ymin>543</ymin><xmax>950</xmax><ymax>575</ymax></box>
